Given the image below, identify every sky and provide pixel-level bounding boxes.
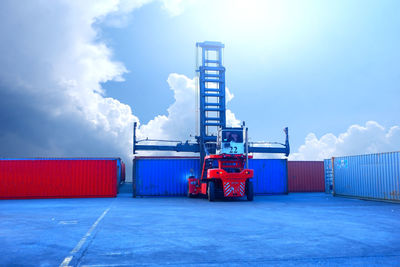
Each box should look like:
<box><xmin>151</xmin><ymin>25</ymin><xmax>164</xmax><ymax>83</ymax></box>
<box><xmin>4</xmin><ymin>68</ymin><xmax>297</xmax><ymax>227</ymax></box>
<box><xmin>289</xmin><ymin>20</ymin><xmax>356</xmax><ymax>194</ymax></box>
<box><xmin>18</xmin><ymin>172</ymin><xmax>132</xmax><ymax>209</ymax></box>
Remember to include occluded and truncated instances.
<box><xmin>0</xmin><ymin>0</ymin><xmax>399</xmax><ymax>179</ymax></box>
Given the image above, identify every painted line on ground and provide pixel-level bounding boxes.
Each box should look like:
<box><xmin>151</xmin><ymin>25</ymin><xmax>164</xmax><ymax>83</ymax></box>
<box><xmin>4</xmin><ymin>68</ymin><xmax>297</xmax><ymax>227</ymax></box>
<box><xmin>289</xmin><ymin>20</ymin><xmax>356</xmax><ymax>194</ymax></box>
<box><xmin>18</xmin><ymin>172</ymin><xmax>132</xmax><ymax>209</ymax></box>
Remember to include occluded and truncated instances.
<box><xmin>60</xmin><ymin>207</ymin><xmax>111</xmax><ymax>267</ymax></box>
<box><xmin>58</xmin><ymin>220</ymin><xmax>78</xmax><ymax>225</ymax></box>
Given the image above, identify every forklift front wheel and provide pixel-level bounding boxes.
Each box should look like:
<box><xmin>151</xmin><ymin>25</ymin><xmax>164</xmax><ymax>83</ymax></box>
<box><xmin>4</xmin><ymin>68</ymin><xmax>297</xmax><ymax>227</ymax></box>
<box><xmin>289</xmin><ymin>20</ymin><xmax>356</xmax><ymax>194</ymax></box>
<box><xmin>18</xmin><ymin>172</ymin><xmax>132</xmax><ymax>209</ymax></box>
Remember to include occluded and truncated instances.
<box><xmin>246</xmin><ymin>180</ymin><xmax>254</xmax><ymax>201</ymax></box>
<box><xmin>208</xmin><ymin>181</ymin><xmax>215</xmax><ymax>202</ymax></box>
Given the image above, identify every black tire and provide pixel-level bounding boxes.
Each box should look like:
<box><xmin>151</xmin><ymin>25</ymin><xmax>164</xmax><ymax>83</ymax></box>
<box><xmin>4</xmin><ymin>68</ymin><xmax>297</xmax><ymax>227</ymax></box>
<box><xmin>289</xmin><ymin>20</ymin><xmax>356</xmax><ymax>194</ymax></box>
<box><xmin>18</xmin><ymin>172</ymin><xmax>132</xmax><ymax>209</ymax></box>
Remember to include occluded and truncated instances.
<box><xmin>208</xmin><ymin>181</ymin><xmax>215</xmax><ymax>202</ymax></box>
<box><xmin>246</xmin><ymin>180</ymin><xmax>254</xmax><ymax>201</ymax></box>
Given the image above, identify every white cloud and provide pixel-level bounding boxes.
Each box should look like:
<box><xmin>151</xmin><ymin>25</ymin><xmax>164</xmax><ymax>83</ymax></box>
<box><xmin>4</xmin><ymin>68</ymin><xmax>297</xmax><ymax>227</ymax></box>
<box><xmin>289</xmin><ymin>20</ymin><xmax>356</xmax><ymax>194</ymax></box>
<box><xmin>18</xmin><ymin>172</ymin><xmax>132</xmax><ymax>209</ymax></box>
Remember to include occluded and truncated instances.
<box><xmin>226</xmin><ymin>87</ymin><xmax>235</xmax><ymax>103</ymax></box>
<box><xmin>0</xmin><ymin>0</ymin><xmax>195</xmax><ymax>181</ymax></box>
<box><xmin>98</xmin><ymin>0</ymin><xmax>153</xmax><ymax>27</ymax></box>
<box><xmin>0</xmin><ymin>0</ymin><xmax>240</xmax><ymax>181</ymax></box>
<box><xmin>0</xmin><ymin>0</ymin><xmax>239</xmax><ymax>181</ymax></box>
<box><xmin>161</xmin><ymin>0</ymin><xmax>187</xmax><ymax>16</ymax></box>
<box><xmin>139</xmin><ymin>73</ymin><xmax>195</xmax><ymax>141</ymax></box>
<box><xmin>290</xmin><ymin>121</ymin><xmax>400</xmax><ymax>160</ymax></box>
<box><xmin>226</xmin><ymin>109</ymin><xmax>241</xmax><ymax>127</ymax></box>
<box><xmin>138</xmin><ymin>73</ymin><xmax>240</xmax><ymax>144</ymax></box>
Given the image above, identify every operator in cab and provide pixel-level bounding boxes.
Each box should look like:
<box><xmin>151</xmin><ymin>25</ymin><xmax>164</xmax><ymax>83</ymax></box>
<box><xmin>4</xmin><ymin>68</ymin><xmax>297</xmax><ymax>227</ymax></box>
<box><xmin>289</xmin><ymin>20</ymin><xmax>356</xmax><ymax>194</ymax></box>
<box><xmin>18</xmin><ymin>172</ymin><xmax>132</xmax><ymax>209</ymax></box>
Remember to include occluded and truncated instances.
<box><xmin>224</xmin><ymin>131</ymin><xmax>243</xmax><ymax>143</ymax></box>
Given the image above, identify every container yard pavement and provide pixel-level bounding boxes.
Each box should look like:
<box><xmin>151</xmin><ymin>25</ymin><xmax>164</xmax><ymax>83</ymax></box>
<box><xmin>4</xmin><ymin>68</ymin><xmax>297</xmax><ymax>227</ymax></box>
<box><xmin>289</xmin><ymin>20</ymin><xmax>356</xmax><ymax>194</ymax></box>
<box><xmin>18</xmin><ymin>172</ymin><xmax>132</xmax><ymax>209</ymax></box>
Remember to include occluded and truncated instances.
<box><xmin>1</xmin><ymin>190</ymin><xmax>400</xmax><ymax>266</ymax></box>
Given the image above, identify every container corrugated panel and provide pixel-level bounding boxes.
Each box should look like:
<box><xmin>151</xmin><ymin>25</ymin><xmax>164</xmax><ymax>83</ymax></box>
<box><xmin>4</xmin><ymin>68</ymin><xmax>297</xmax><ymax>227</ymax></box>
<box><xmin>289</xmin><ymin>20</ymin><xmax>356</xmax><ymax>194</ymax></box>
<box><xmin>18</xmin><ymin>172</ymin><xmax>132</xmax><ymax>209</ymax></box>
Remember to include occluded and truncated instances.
<box><xmin>0</xmin><ymin>158</ymin><xmax>119</xmax><ymax>199</ymax></box>
<box><xmin>134</xmin><ymin>157</ymin><xmax>200</xmax><ymax>196</ymax></box>
<box><xmin>287</xmin><ymin>161</ymin><xmax>324</xmax><ymax>192</ymax></box>
<box><xmin>333</xmin><ymin>152</ymin><xmax>400</xmax><ymax>202</ymax></box>
<box><xmin>324</xmin><ymin>159</ymin><xmax>333</xmax><ymax>194</ymax></box>
<box><xmin>249</xmin><ymin>159</ymin><xmax>288</xmax><ymax>195</ymax></box>
<box><xmin>134</xmin><ymin>157</ymin><xmax>288</xmax><ymax>196</ymax></box>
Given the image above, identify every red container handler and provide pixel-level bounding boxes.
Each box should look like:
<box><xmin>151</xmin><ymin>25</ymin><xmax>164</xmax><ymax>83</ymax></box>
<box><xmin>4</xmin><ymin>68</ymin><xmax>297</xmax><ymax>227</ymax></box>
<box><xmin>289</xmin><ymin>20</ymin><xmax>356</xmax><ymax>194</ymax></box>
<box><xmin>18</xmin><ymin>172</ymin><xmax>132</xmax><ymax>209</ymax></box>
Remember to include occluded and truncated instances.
<box><xmin>0</xmin><ymin>158</ymin><xmax>119</xmax><ymax>199</ymax></box>
<box><xmin>288</xmin><ymin>161</ymin><xmax>325</xmax><ymax>192</ymax></box>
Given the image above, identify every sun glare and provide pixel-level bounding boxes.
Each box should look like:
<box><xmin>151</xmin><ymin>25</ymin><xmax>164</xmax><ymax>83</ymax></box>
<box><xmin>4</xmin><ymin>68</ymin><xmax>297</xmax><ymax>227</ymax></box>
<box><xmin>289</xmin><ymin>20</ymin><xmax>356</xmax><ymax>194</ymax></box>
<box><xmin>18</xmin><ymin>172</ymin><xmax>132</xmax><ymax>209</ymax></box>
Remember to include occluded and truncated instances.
<box><xmin>223</xmin><ymin>0</ymin><xmax>292</xmax><ymax>39</ymax></box>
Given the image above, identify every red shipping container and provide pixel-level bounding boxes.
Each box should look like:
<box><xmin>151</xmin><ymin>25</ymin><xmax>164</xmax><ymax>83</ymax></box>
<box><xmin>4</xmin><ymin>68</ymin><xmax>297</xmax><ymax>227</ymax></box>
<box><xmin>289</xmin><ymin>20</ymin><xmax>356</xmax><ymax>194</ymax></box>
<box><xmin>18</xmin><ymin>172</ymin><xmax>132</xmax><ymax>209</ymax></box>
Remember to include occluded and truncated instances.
<box><xmin>288</xmin><ymin>161</ymin><xmax>325</xmax><ymax>192</ymax></box>
<box><xmin>0</xmin><ymin>158</ymin><xmax>119</xmax><ymax>199</ymax></box>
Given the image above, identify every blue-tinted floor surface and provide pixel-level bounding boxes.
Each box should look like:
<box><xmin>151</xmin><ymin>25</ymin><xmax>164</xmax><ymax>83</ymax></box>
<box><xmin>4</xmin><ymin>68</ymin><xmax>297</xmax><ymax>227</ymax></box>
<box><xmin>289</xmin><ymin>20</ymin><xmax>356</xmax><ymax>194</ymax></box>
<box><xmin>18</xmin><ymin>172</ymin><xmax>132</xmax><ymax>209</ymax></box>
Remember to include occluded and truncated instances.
<box><xmin>1</xmin><ymin>191</ymin><xmax>399</xmax><ymax>266</ymax></box>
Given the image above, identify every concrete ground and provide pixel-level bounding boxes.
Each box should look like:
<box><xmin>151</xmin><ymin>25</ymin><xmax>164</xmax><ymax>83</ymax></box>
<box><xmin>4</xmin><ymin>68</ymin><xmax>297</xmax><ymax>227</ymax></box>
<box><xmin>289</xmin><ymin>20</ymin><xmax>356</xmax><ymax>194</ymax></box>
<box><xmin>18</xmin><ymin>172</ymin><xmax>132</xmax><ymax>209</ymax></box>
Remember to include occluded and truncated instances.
<box><xmin>1</xmin><ymin>185</ymin><xmax>400</xmax><ymax>266</ymax></box>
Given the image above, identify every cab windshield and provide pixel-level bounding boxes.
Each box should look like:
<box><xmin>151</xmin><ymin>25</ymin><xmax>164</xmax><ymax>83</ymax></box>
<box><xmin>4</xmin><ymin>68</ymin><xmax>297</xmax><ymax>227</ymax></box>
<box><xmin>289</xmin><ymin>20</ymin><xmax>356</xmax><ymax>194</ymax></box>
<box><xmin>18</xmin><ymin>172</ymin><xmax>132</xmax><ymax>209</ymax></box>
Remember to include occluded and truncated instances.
<box><xmin>222</xmin><ymin>130</ymin><xmax>243</xmax><ymax>143</ymax></box>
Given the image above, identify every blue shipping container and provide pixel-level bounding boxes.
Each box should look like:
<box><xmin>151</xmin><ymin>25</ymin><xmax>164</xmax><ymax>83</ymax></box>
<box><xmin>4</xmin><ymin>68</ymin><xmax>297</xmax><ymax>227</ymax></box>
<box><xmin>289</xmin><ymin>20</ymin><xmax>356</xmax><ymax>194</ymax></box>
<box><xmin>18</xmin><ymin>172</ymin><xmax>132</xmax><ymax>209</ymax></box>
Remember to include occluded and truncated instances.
<box><xmin>333</xmin><ymin>152</ymin><xmax>400</xmax><ymax>202</ymax></box>
<box><xmin>249</xmin><ymin>159</ymin><xmax>288</xmax><ymax>195</ymax></box>
<box><xmin>133</xmin><ymin>157</ymin><xmax>288</xmax><ymax>196</ymax></box>
<box><xmin>134</xmin><ymin>158</ymin><xmax>199</xmax><ymax>196</ymax></box>
<box><xmin>324</xmin><ymin>159</ymin><xmax>333</xmax><ymax>194</ymax></box>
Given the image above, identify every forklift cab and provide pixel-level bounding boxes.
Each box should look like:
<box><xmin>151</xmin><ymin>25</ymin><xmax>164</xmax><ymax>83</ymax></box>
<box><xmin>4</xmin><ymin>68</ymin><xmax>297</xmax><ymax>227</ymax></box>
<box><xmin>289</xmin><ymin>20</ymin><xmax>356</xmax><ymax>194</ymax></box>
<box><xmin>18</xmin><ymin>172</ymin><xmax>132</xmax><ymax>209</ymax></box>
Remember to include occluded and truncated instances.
<box><xmin>217</xmin><ymin>127</ymin><xmax>245</xmax><ymax>155</ymax></box>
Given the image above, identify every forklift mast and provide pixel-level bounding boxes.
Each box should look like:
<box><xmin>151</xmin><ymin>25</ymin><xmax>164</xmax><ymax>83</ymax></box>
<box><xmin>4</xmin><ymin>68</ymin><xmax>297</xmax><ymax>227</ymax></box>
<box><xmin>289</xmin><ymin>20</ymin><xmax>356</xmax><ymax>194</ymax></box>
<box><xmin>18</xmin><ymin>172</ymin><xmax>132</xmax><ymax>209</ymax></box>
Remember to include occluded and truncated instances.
<box><xmin>196</xmin><ymin>41</ymin><xmax>226</xmax><ymax>172</ymax></box>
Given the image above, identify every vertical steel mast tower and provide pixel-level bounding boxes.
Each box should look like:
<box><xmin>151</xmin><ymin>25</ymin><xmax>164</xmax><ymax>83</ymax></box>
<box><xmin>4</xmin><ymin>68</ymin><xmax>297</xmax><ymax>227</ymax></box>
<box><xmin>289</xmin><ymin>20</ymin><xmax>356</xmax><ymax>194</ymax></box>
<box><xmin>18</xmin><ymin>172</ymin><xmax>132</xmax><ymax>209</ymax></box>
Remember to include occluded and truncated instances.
<box><xmin>196</xmin><ymin>41</ymin><xmax>226</xmax><ymax>166</ymax></box>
